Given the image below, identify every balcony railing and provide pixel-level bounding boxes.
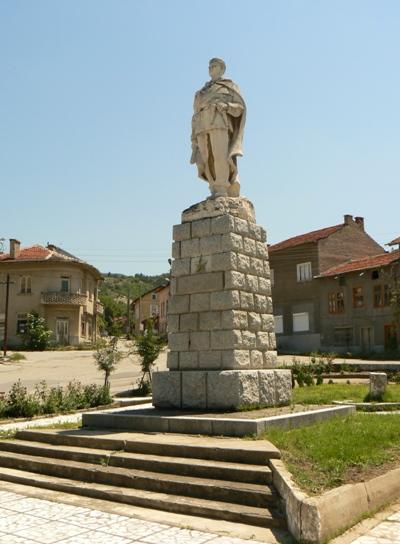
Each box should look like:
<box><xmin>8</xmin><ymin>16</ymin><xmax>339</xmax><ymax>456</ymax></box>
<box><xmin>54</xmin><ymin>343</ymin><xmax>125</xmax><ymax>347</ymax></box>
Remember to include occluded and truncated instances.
<box><xmin>41</xmin><ymin>291</ymin><xmax>87</xmax><ymax>306</ymax></box>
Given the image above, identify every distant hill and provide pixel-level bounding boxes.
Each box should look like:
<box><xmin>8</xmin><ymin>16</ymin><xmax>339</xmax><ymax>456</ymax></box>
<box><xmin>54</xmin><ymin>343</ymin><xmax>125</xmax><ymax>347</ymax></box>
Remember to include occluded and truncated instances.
<box><xmin>98</xmin><ymin>272</ymin><xmax>170</xmax><ymax>334</ymax></box>
<box><xmin>99</xmin><ymin>272</ymin><xmax>170</xmax><ymax>302</ymax></box>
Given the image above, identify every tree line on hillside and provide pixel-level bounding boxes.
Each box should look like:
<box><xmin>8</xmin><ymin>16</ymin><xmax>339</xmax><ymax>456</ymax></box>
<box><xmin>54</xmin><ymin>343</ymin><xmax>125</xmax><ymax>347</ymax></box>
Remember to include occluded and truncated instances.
<box><xmin>99</xmin><ymin>272</ymin><xmax>169</xmax><ymax>336</ymax></box>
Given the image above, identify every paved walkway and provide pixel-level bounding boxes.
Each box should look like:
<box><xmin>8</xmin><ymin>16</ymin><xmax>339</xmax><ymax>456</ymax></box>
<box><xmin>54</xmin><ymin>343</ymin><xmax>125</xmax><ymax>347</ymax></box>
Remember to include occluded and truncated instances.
<box><xmin>0</xmin><ymin>488</ymin><xmax>267</xmax><ymax>544</ymax></box>
<box><xmin>333</xmin><ymin>499</ymin><xmax>400</xmax><ymax>544</ymax></box>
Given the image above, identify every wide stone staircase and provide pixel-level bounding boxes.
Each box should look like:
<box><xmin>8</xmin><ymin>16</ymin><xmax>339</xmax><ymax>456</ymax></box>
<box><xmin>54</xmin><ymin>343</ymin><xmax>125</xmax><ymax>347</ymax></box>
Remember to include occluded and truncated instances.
<box><xmin>0</xmin><ymin>429</ymin><xmax>286</xmax><ymax>529</ymax></box>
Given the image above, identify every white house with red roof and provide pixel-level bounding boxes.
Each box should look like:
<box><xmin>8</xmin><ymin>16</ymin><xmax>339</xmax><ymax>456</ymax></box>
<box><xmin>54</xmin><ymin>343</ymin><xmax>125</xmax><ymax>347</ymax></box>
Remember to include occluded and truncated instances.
<box><xmin>268</xmin><ymin>214</ymin><xmax>395</xmax><ymax>353</ymax></box>
<box><xmin>0</xmin><ymin>239</ymin><xmax>103</xmax><ymax>347</ymax></box>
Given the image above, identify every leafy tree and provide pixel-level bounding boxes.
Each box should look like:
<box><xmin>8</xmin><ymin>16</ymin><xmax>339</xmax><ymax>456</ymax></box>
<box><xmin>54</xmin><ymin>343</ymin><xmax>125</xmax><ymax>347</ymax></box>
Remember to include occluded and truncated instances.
<box><xmin>99</xmin><ymin>294</ymin><xmax>126</xmax><ymax>336</ymax></box>
<box><xmin>19</xmin><ymin>312</ymin><xmax>52</xmax><ymax>350</ymax></box>
<box><xmin>134</xmin><ymin>319</ymin><xmax>165</xmax><ymax>393</ymax></box>
<box><xmin>93</xmin><ymin>337</ymin><xmax>124</xmax><ymax>387</ymax></box>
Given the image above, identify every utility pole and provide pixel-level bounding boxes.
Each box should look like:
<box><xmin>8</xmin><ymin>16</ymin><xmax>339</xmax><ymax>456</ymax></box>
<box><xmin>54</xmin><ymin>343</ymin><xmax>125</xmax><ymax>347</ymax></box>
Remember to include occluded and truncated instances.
<box><xmin>1</xmin><ymin>274</ymin><xmax>12</xmax><ymax>357</ymax></box>
<box><xmin>126</xmin><ymin>287</ymin><xmax>131</xmax><ymax>337</ymax></box>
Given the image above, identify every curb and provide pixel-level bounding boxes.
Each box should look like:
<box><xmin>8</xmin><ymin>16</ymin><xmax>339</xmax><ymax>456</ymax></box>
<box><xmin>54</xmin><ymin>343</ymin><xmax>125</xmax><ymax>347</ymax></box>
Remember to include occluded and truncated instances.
<box><xmin>270</xmin><ymin>459</ymin><xmax>400</xmax><ymax>543</ymax></box>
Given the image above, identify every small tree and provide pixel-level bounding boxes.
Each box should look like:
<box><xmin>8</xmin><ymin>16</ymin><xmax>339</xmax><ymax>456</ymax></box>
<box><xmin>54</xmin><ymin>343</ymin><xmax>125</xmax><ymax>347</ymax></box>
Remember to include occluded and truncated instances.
<box><xmin>93</xmin><ymin>337</ymin><xmax>124</xmax><ymax>388</ymax></box>
<box><xmin>134</xmin><ymin>319</ymin><xmax>165</xmax><ymax>393</ymax></box>
<box><xmin>20</xmin><ymin>312</ymin><xmax>52</xmax><ymax>350</ymax></box>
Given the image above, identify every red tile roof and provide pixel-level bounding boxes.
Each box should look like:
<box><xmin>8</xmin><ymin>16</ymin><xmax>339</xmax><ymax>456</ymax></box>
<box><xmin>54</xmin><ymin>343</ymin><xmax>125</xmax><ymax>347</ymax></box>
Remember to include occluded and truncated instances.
<box><xmin>0</xmin><ymin>245</ymin><xmax>51</xmax><ymax>261</ymax></box>
<box><xmin>269</xmin><ymin>224</ymin><xmax>343</xmax><ymax>252</ymax></box>
<box><xmin>317</xmin><ymin>250</ymin><xmax>400</xmax><ymax>278</ymax></box>
<box><xmin>0</xmin><ymin>244</ymin><xmax>102</xmax><ymax>279</ymax></box>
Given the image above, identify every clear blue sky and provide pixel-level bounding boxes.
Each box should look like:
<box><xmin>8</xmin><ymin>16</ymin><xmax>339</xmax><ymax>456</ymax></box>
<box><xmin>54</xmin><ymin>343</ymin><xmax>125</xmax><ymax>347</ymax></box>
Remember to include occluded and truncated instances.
<box><xmin>1</xmin><ymin>1</ymin><xmax>399</xmax><ymax>275</ymax></box>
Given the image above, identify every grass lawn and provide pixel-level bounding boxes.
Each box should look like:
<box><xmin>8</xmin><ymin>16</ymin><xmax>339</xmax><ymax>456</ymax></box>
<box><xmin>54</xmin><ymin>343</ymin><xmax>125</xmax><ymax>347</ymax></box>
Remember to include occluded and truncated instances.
<box><xmin>263</xmin><ymin>413</ymin><xmax>400</xmax><ymax>494</ymax></box>
<box><xmin>292</xmin><ymin>383</ymin><xmax>400</xmax><ymax>404</ymax></box>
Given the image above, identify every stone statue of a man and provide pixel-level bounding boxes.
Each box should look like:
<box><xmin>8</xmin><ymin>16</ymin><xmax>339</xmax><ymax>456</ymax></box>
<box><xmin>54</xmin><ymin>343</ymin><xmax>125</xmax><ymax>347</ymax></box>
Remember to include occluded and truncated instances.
<box><xmin>190</xmin><ymin>58</ymin><xmax>246</xmax><ymax>198</ymax></box>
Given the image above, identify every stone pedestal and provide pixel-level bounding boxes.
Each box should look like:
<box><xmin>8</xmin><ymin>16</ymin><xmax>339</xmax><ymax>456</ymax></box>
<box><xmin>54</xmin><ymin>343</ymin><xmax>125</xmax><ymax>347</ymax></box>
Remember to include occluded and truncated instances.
<box><xmin>152</xmin><ymin>196</ymin><xmax>292</xmax><ymax>410</ymax></box>
<box><xmin>369</xmin><ymin>372</ymin><xmax>387</xmax><ymax>400</ymax></box>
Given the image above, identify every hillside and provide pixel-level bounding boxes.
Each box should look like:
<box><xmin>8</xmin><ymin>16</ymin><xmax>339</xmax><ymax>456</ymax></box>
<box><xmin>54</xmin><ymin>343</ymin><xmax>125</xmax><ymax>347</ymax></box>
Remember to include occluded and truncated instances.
<box><xmin>98</xmin><ymin>272</ymin><xmax>169</xmax><ymax>334</ymax></box>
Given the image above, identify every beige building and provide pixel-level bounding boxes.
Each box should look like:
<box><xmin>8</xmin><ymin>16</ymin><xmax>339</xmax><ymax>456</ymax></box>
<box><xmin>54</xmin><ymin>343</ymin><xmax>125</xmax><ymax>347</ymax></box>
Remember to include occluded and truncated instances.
<box><xmin>131</xmin><ymin>281</ymin><xmax>170</xmax><ymax>334</ymax></box>
<box><xmin>0</xmin><ymin>239</ymin><xmax>103</xmax><ymax>347</ymax></box>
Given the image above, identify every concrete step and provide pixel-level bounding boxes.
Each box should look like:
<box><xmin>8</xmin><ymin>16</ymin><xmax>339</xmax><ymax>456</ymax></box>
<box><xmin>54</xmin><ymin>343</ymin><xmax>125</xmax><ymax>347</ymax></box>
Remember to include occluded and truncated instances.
<box><xmin>0</xmin><ymin>466</ymin><xmax>285</xmax><ymax>528</ymax></box>
<box><xmin>16</xmin><ymin>429</ymin><xmax>280</xmax><ymax>464</ymax></box>
<box><xmin>0</xmin><ymin>439</ymin><xmax>271</xmax><ymax>484</ymax></box>
<box><xmin>0</xmin><ymin>451</ymin><xmax>276</xmax><ymax>508</ymax></box>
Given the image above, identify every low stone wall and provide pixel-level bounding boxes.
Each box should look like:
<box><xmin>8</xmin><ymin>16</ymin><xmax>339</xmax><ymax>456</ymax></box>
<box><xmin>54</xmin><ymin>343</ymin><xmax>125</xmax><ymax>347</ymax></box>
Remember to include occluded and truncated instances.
<box><xmin>271</xmin><ymin>458</ymin><xmax>400</xmax><ymax>543</ymax></box>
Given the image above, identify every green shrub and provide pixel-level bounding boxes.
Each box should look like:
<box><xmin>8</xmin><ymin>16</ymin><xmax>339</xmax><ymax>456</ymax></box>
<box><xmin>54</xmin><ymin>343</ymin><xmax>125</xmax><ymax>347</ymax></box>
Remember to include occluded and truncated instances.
<box><xmin>8</xmin><ymin>352</ymin><xmax>26</xmax><ymax>362</ymax></box>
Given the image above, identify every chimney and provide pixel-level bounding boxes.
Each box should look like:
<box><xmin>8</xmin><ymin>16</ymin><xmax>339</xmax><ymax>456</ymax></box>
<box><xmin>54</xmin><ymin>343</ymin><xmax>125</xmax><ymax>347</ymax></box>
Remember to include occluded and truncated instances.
<box><xmin>9</xmin><ymin>239</ymin><xmax>21</xmax><ymax>259</ymax></box>
<box><xmin>355</xmin><ymin>217</ymin><xmax>365</xmax><ymax>230</ymax></box>
<box><xmin>344</xmin><ymin>214</ymin><xmax>353</xmax><ymax>225</ymax></box>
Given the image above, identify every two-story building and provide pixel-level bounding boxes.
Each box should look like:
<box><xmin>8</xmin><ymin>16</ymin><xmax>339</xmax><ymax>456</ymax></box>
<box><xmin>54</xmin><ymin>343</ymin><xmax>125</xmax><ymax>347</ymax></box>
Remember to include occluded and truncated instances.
<box><xmin>269</xmin><ymin>215</ymin><xmax>384</xmax><ymax>352</ymax></box>
<box><xmin>131</xmin><ymin>281</ymin><xmax>170</xmax><ymax>335</ymax></box>
<box><xmin>0</xmin><ymin>239</ymin><xmax>103</xmax><ymax>347</ymax></box>
<box><xmin>317</xmin><ymin>249</ymin><xmax>400</xmax><ymax>353</ymax></box>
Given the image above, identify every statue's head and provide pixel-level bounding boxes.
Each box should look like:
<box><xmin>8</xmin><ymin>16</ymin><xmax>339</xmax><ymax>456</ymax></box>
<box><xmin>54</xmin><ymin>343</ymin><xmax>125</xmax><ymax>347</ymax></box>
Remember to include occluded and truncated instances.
<box><xmin>209</xmin><ymin>58</ymin><xmax>226</xmax><ymax>80</ymax></box>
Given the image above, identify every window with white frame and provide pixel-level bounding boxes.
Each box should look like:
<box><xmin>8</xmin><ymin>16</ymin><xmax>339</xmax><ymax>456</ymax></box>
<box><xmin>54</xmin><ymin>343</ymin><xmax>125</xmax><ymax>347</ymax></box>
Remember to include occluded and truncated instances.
<box><xmin>293</xmin><ymin>312</ymin><xmax>309</xmax><ymax>332</ymax></box>
<box><xmin>270</xmin><ymin>269</ymin><xmax>275</xmax><ymax>287</ymax></box>
<box><xmin>20</xmin><ymin>275</ymin><xmax>32</xmax><ymax>294</ymax></box>
<box><xmin>296</xmin><ymin>262</ymin><xmax>312</xmax><ymax>282</ymax></box>
<box><xmin>274</xmin><ymin>315</ymin><xmax>283</xmax><ymax>334</ymax></box>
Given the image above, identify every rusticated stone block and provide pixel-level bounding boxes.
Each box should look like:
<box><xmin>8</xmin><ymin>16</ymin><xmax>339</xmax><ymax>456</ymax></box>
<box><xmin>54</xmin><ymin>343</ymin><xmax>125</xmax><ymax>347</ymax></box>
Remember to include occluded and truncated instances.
<box><xmin>225</xmin><ymin>270</ymin><xmax>246</xmax><ymax>290</ymax></box>
<box><xmin>266</xmin><ymin>296</ymin><xmax>273</xmax><ymax>314</ymax></box>
<box><xmin>190</xmin><ymin>331</ymin><xmax>210</xmax><ymax>350</ymax></box>
<box><xmin>250</xmin><ymin>350</ymin><xmax>263</xmax><ymax>368</ymax></box>
<box><xmin>234</xmin><ymin>217</ymin><xmax>249</xmax><ymax>236</ymax></box>
<box><xmin>177</xmin><ymin>272</ymin><xmax>223</xmax><ymax>294</ymax></box>
<box><xmin>250</xmin><ymin>257</ymin><xmax>264</xmax><ymax>276</ymax></box>
<box><xmin>242</xmin><ymin>330</ymin><xmax>257</xmax><ymax>349</ymax></box>
<box><xmin>211</xmin><ymin>214</ymin><xmax>235</xmax><ymax>234</ymax></box>
<box><xmin>170</xmin><ymin>278</ymin><xmax>177</xmax><ymax>295</ymax></box>
<box><xmin>191</xmin><ymin>218</ymin><xmax>210</xmax><ymax>238</ymax></box>
<box><xmin>171</xmin><ymin>242</ymin><xmax>180</xmax><ymax>259</ymax></box>
<box><xmin>199</xmin><ymin>311</ymin><xmax>221</xmax><ymax>330</ymax></box>
<box><xmin>248</xmin><ymin>312</ymin><xmax>262</xmax><ymax>332</ymax></box>
<box><xmin>169</xmin><ymin>332</ymin><xmax>189</xmax><ymax>351</ymax></box>
<box><xmin>211</xmin><ymin>329</ymin><xmax>242</xmax><ymax>350</ymax></box>
<box><xmin>254</xmin><ymin>294</ymin><xmax>267</xmax><ymax>313</ymax></box>
<box><xmin>168</xmin><ymin>314</ymin><xmax>180</xmax><ymax>333</ymax></box>
<box><xmin>260</xmin><ymin>227</ymin><xmax>267</xmax><ymax>243</ymax></box>
<box><xmin>263</xmin><ymin>350</ymin><xmax>278</xmax><ymax>368</ymax></box>
<box><xmin>245</xmin><ymin>274</ymin><xmax>259</xmax><ymax>292</ymax></box>
<box><xmin>221</xmin><ymin>309</ymin><xmax>248</xmax><ymax>330</ymax></box>
<box><xmin>207</xmin><ymin>370</ymin><xmax>260</xmax><ymax>409</ymax></box>
<box><xmin>237</xmin><ymin>253</ymin><xmax>251</xmax><ymax>273</ymax></box>
<box><xmin>248</xmin><ymin>223</ymin><xmax>262</xmax><ymax>241</ymax></box>
<box><xmin>210</xmin><ymin>252</ymin><xmax>237</xmax><ymax>272</ymax></box>
<box><xmin>180</xmin><ymin>351</ymin><xmax>198</xmax><ymax>369</ymax></box>
<box><xmin>243</xmin><ymin>237</ymin><xmax>256</xmax><ymax>256</ymax></box>
<box><xmin>191</xmin><ymin>256</ymin><xmax>211</xmax><ymax>274</ymax></box>
<box><xmin>221</xmin><ymin>232</ymin><xmax>243</xmax><ymax>252</ymax></box>
<box><xmin>210</xmin><ymin>290</ymin><xmax>240</xmax><ymax>310</ymax></box>
<box><xmin>200</xmin><ymin>235</ymin><xmax>222</xmax><ymax>255</ymax></box>
<box><xmin>261</xmin><ymin>313</ymin><xmax>275</xmax><ymax>332</ymax></box>
<box><xmin>258</xmin><ymin>277</ymin><xmax>271</xmax><ymax>295</ymax></box>
<box><xmin>269</xmin><ymin>332</ymin><xmax>277</xmax><ymax>350</ymax></box>
<box><xmin>167</xmin><ymin>351</ymin><xmax>179</xmax><ymax>369</ymax></box>
<box><xmin>180</xmin><ymin>313</ymin><xmax>198</xmax><ymax>331</ymax></box>
<box><xmin>256</xmin><ymin>241</ymin><xmax>268</xmax><ymax>259</ymax></box>
<box><xmin>169</xmin><ymin>295</ymin><xmax>189</xmax><ymax>315</ymax></box>
<box><xmin>171</xmin><ymin>258</ymin><xmax>190</xmax><ymax>277</ymax></box>
<box><xmin>275</xmin><ymin>370</ymin><xmax>292</xmax><ymax>405</ymax></box>
<box><xmin>240</xmin><ymin>291</ymin><xmax>254</xmax><ymax>311</ymax></box>
<box><xmin>190</xmin><ymin>293</ymin><xmax>210</xmax><ymax>312</ymax></box>
<box><xmin>181</xmin><ymin>238</ymin><xmax>200</xmax><ymax>258</ymax></box>
<box><xmin>173</xmin><ymin>223</ymin><xmax>191</xmax><ymax>241</ymax></box>
<box><xmin>152</xmin><ymin>371</ymin><xmax>181</xmax><ymax>408</ymax></box>
<box><xmin>222</xmin><ymin>349</ymin><xmax>250</xmax><ymax>369</ymax></box>
<box><xmin>258</xmin><ymin>371</ymin><xmax>276</xmax><ymax>404</ymax></box>
<box><xmin>199</xmin><ymin>350</ymin><xmax>221</xmax><ymax>369</ymax></box>
<box><xmin>256</xmin><ymin>331</ymin><xmax>270</xmax><ymax>350</ymax></box>
<box><xmin>182</xmin><ymin>372</ymin><xmax>206</xmax><ymax>409</ymax></box>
